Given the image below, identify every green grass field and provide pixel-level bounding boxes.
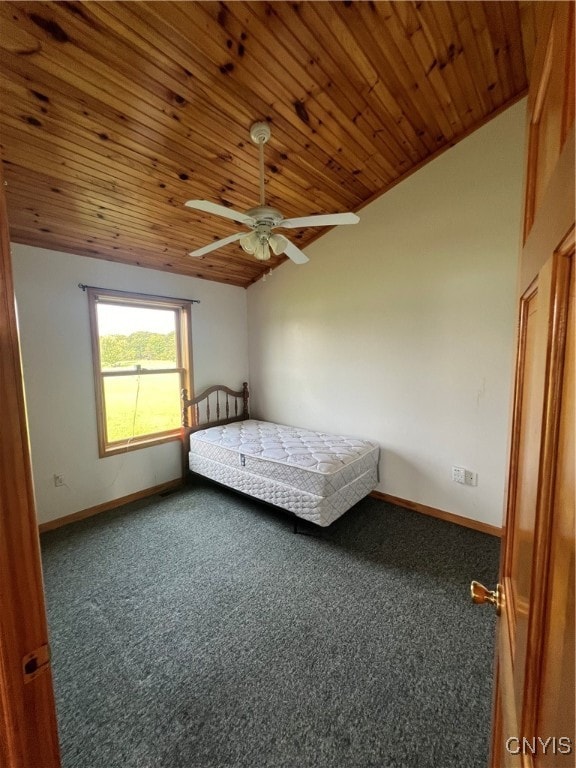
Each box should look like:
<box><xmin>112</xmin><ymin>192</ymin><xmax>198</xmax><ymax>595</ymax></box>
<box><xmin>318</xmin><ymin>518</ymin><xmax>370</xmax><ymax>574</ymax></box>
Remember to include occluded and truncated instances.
<box><xmin>103</xmin><ymin>365</ymin><xmax>181</xmax><ymax>443</ymax></box>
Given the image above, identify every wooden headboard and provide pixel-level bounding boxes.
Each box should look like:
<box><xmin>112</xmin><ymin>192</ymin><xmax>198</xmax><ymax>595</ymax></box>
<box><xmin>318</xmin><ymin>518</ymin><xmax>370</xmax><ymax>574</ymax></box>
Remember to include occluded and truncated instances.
<box><xmin>181</xmin><ymin>382</ymin><xmax>249</xmax><ymax>433</ymax></box>
<box><xmin>180</xmin><ymin>382</ymin><xmax>249</xmax><ymax>478</ymax></box>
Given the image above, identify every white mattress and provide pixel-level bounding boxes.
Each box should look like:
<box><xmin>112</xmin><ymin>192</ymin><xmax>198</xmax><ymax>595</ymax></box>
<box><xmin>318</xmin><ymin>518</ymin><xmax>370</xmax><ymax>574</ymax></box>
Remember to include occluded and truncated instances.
<box><xmin>188</xmin><ymin>420</ymin><xmax>379</xmax><ymax>526</ymax></box>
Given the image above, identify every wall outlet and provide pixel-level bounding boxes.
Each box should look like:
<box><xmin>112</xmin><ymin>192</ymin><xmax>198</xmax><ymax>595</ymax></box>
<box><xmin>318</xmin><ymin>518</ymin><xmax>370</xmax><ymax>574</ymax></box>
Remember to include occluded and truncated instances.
<box><xmin>452</xmin><ymin>466</ymin><xmax>477</xmax><ymax>486</ymax></box>
<box><xmin>452</xmin><ymin>466</ymin><xmax>465</xmax><ymax>484</ymax></box>
<box><xmin>53</xmin><ymin>474</ymin><xmax>65</xmax><ymax>487</ymax></box>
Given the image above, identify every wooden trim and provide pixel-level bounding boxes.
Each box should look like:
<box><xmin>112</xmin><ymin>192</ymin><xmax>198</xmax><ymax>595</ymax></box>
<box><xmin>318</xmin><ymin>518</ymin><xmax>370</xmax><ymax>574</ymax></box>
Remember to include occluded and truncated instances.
<box><xmin>523</xmin><ymin>9</ymin><xmax>555</xmax><ymax>239</ymax></box>
<box><xmin>86</xmin><ymin>288</ymin><xmax>194</xmax><ymax>458</ymax></box>
<box><xmin>502</xmin><ymin>277</ymin><xmax>538</xmax><ymax>608</ymax></box>
<box><xmin>521</xmin><ymin>238</ymin><xmax>574</xmax><ymax>739</ymax></box>
<box><xmin>102</xmin><ymin>431</ymin><xmax>182</xmax><ymax>458</ymax></box>
<box><xmin>83</xmin><ymin>286</ymin><xmax>198</xmax><ymax>309</ymax></box>
<box><xmin>87</xmin><ymin>286</ymin><xmax>107</xmax><ymax>458</ymax></box>
<box><xmin>561</xmin><ymin>2</ymin><xmax>575</xmax><ymax>146</ymax></box>
<box><xmin>38</xmin><ymin>479</ymin><xmax>183</xmax><ymax>534</ymax></box>
<box><xmin>370</xmin><ymin>491</ymin><xmax>503</xmax><ymax>538</ymax></box>
<box><xmin>0</xmin><ymin>162</ymin><xmax>61</xmax><ymax>765</ymax></box>
<box><xmin>103</xmin><ymin>367</ymin><xmax>185</xmax><ymax>378</ymax></box>
<box><xmin>520</xmin><ymin>125</ymin><xmax>575</xmax><ymax>295</ymax></box>
<box><xmin>491</xmin><ymin>602</ymin><xmax>523</xmax><ymax>768</ymax></box>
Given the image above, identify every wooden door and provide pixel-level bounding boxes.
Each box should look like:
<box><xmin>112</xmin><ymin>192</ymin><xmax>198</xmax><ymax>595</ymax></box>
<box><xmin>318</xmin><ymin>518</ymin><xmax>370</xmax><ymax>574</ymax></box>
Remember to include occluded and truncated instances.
<box><xmin>0</xmin><ymin>165</ymin><xmax>61</xmax><ymax>763</ymax></box>
<box><xmin>481</xmin><ymin>3</ymin><xmax>575</xmax><ymax>767</ymax></box>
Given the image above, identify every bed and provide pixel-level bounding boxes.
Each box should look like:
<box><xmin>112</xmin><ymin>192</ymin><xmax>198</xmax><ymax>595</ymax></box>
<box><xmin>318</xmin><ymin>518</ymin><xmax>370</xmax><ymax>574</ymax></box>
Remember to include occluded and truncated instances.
<box><xmin>181</xmin><ymin>383</ymin><xmax>379</xmax><ymax>527</ymax></box>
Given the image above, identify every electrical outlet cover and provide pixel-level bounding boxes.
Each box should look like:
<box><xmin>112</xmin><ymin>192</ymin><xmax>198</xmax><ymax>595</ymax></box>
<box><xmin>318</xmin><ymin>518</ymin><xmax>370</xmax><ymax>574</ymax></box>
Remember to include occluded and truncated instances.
<box><xmin>452</xmin><ymin>466</ymin><xmax>466</xmax><ymax>484</ymax></box>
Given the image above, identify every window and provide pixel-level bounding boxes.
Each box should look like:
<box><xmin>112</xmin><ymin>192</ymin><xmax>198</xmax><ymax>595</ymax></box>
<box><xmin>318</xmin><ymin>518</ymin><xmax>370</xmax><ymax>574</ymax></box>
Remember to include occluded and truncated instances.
<box><xmin>88</xmin><ymin>288</ymin><xmax>193</xmax><ymax>457</ymax></box>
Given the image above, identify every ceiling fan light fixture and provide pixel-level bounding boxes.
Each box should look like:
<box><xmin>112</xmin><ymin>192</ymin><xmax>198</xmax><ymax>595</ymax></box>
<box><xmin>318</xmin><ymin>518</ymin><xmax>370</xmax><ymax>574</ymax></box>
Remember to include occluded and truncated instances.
<box><xmin>268</xmin><ymin>233</ymin><xmax>288</xmax><ymax>255</ymax></box>
<box><xmin>240</xmin><ymin>232</ymin><xmax>258</xmax><ymax>254</ymax></box>
<box><xmin>254</xmin><ymin>240</ymin><xmax>270</xmax><ymax>261</ymax></box>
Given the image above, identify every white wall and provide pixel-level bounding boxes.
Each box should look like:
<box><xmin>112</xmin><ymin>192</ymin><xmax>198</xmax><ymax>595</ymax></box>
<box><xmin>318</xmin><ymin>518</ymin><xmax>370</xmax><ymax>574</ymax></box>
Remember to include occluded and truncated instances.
<box><xmin>11</xmin><ymin>245</ymin><xmax>248</xmax><ymax>524</ymax></box>
<box><xmin>247</xmin><ymin>101</ymin><xmax>526</xmax><ymax>528</ymax></box>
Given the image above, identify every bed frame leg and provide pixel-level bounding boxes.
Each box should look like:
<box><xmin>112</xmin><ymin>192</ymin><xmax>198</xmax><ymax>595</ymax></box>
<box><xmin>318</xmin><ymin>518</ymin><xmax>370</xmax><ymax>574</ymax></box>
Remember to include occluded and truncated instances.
<box><xmin>292</xmin><ymin>517</ymin><xmax>320</xmax><ymax>536</ymax></box>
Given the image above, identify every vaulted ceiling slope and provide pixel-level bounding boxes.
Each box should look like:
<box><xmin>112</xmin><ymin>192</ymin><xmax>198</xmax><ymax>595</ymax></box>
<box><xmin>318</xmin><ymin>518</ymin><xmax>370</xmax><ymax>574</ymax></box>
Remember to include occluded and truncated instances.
<box><xmin>0</xmin><ymin>1</ymin><xmax>532</xmax><ymax>288</ymax></box>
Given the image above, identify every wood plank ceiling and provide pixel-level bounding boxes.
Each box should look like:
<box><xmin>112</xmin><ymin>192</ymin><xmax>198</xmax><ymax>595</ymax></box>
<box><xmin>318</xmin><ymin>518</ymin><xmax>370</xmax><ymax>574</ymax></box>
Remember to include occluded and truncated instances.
<box><xmin>0</xmin><ymin>1</ymin><xmax>531</xmax><ymax>288</ymax></box>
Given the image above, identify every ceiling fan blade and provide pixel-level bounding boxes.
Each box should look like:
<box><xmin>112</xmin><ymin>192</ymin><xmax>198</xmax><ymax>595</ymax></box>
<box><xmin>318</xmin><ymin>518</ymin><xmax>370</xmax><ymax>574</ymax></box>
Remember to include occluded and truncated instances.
<box><xmin>185</xmin><ymin>199</ymin><xmax>255</xmax><ymax>226</ymax></box>
<box><xmin>278</xmin><ymin>212</ymin><xmax>359</xmax><ymax>229</ymax></box>
<box><xmin>188</xmin><ymin>232</ymin><xmax>244</xmax><ymax>258</ymax></box>
<box><xmin>283</xmin><ymin>239</ymin><xmax>309</xmax><ymax>265</ymax></box>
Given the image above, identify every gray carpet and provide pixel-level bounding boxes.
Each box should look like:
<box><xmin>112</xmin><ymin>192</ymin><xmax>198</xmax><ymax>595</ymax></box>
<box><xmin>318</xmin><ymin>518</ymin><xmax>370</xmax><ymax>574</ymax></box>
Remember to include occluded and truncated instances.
<box><xmin>41</xmin><ymin>480</ymin><xmax>499</xmax><ymax>768</ymax></box>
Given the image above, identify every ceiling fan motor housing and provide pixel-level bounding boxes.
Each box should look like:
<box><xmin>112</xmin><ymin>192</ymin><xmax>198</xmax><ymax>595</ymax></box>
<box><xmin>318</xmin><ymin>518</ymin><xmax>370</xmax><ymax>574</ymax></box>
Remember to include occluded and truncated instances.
<box><xmin>245</xmin><ymin>206</ymin><xmax>284</xmax><ymax>228</ymax></box>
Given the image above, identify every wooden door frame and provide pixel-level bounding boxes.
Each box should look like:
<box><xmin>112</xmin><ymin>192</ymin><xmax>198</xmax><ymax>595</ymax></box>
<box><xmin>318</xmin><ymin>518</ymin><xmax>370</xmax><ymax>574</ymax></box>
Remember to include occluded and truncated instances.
<box><xmin>489</xmin><ymin>0</ymin><xmax>575</xmax><ymax>754</ymax></box>
<box><xmin>0</xmin><ymin>166</ymin><xmax>61</xmax><ymax>765</ymax></box>
<box><xmin>520</xmin><ymin>133</ymin><xmax>576</xmax><ymax>295</ymax></box>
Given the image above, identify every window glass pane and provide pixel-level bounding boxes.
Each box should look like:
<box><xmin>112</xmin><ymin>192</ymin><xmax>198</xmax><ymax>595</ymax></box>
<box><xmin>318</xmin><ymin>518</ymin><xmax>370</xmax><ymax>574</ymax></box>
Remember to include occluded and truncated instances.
<box><xmin>97</xmin><ymin>303</ymin><xmax>178</xmax><ymax>372</ymax></box>
<box><xmin>103</xmin><ymin>372</ymin><xmax>181</xmax><ymax>442</ymax></box>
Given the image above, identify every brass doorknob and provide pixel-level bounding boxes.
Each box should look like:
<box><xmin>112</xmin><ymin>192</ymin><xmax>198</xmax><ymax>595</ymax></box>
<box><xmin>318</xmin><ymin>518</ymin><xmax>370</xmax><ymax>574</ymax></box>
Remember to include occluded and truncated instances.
<box><xmin>470</xmin><ymin>580</ymin><xmax>504</xmax><ymax>616</ymax></box>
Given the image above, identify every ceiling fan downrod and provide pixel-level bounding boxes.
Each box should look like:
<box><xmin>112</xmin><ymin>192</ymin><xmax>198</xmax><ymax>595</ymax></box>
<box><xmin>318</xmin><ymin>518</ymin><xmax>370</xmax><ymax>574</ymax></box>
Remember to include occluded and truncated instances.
<box><xmin>249</xmin><ymin>121</ymin><xmax>270</xmax><ymax>207</ymax></box>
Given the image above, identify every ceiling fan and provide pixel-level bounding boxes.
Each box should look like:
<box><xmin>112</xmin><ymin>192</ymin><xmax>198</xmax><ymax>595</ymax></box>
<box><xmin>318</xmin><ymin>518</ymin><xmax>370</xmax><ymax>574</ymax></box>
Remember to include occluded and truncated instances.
<box><xmin>184</xmin><ymin>122</ymin><xmax>359</xmax><ymax>264</ymax></box>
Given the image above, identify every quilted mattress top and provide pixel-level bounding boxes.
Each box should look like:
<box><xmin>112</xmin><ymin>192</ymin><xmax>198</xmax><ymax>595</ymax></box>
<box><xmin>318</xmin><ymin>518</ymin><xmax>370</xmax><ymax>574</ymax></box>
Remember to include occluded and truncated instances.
<box><xmin>190</xmin><ymin>419</ymin><xmax>378</xmax><ymax>475</ymax></box>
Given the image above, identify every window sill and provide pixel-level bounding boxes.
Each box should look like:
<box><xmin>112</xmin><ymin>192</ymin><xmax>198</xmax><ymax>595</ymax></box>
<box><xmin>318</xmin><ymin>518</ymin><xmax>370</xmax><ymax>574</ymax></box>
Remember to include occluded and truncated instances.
<box><xmin>100</xmin><ymin>430</ymin><xmax>181</xmax><ymax>458</ymax></box>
